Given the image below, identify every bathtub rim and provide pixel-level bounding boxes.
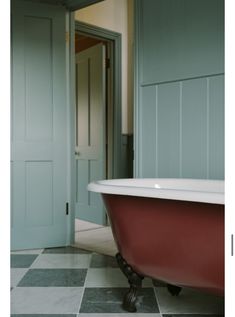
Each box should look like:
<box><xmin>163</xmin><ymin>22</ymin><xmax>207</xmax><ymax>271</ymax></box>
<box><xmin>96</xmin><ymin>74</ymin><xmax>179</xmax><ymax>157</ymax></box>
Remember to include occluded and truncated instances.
<box><xmin>87</xmin><ymin>178</ymin><xmax>224</xmax><ymax>205</ymax></box>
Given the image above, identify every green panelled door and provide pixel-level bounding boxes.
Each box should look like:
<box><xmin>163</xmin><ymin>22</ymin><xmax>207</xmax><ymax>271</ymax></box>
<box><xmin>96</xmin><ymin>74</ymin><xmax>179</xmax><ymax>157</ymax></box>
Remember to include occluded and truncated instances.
<box><xmin>11</xmin><ymin>0</ymin><xmax>69</xmax><ymax>249</ymax></box>
<box><xmin>75</xmin><ymin>44</ymin><xmax>106</xmax><ymax>225</ymax></box>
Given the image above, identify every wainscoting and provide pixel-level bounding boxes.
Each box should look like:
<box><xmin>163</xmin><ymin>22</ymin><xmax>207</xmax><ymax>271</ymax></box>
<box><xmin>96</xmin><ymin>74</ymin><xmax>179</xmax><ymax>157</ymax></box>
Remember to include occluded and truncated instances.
<box><xmin>134</xmin><ymin>0</ymin><xmax>224</xmax><ymax>179</ymax></box>
<box><xmin>139</xmin><ymin>75</ymin><xmax>224</xmax><ymax>179</ymax></box>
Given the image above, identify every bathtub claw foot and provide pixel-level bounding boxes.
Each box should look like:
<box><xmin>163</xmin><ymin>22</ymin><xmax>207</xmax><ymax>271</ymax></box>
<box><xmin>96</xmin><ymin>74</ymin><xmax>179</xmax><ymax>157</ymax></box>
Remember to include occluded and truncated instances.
<box><xmin>123</xmin><ymin>285</ymin><xmax>138</xmax><ymax>312</ymax></box>
<box><xmin>116</xmin><ymin>253</ymin><xmax>144</xmax><ymax>312</ymax></box>
<box><xmin>167</xmin><ymin>284</ymin><xmax>182</xmax><ymax>296</ymax></box>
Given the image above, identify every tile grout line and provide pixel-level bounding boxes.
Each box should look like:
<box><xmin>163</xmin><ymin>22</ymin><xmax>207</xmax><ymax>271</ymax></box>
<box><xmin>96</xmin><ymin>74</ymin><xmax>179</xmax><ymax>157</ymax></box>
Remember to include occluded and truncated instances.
<box><xmin>76</xmin><ymin>252</ymin><xmax>92</xmax><ymax>314</ymax></box>
<box><xmin>28</xmin><ymin>252</ymin><xmax>41</xmax><ymax>269</ymax></box>
<box><xmin>76</xmin><ymin>285</ymin><xmax>85</xmax><ymax>316</ymax></box>
<box><xmin>86</xmin><ymin>252</ymin><xmax>93</xmax><ymax>285</ymax></box>
<box><xmin>154</xmin><ymin>286</ymin><xmax>163</xmax><ymax>317</ymax></box>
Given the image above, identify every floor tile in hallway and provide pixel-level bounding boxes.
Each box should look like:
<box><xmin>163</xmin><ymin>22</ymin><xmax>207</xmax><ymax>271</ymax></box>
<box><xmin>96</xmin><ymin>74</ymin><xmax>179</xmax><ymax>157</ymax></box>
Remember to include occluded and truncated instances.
<box><xmin>11</xmin><ymin>246</ymin><xmax>224</xmax><ymax>317</ymax></box>
<box><xmin>74</xmin><ymin>219</ymin><xmax>117</xmax><ymax>256</ymax></box>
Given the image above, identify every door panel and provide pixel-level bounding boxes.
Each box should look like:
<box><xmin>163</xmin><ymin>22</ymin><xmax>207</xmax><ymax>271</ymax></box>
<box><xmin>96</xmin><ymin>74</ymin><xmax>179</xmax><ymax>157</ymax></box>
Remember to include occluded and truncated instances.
<box><xmin>25</xmin><ymin>161</ymin><xmax>53</xmax><ymax>227</ymax></box>
<box><xmin>75</xmin><ymin>43</ymin><xmax>106</xmax><ymax>225</ymax></box>
<box><xmin>11</xmin><ymin>1</ymin><xmax>68</xmax><ymax>249</ymax></box>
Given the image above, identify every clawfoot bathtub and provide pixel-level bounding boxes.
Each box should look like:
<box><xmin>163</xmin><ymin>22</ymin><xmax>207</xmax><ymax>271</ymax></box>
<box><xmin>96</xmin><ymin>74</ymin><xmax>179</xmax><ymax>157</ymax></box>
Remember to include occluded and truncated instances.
<box><xmin>88</xmin><ymin>178</ymin><xmax>224</xmax><ymax>312</ymax></box>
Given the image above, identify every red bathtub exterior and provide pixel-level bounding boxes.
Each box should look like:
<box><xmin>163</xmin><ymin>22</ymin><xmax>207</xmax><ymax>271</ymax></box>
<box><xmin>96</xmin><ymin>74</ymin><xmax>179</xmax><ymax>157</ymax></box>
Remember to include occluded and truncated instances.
<box><xmin>102</xmin><ymin>194</ymin><xmax>224</xmax><ymax>296</ymax></box>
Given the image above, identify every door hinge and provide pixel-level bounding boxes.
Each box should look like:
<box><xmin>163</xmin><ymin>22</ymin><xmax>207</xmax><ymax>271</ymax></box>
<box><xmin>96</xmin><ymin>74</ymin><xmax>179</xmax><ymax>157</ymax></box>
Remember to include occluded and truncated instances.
<box><xmin>232</xmin><ymin>234</ymin><xmax>234</xmax><ymax>256</ymax></box>
<box><xmin>65</xmin><ymin>32</ymin><xmax>69</xmax><ymax>43</ymax></box>
<box><xmin>66</xmin><ymin>202</ymin><xmax>69</xmax><ymax>215</ymax></box>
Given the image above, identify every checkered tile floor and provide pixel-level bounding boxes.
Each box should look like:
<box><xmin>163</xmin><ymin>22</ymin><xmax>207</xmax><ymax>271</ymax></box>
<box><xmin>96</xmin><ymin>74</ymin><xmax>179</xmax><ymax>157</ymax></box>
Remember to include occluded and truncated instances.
<box><xmin>11</xmin><ymin>246</ymin><xmax>224</xmax><ymax>316</ymax></box>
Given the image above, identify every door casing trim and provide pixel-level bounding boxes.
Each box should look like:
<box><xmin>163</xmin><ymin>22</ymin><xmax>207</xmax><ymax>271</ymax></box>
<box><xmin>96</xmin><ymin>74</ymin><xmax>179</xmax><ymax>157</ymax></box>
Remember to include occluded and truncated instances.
<box><xmin>75</xmin><ymin>21</ymin><xmax>122</xmax><ymax>178</ymax></box>
<box><xmin>69</xmin><ymin>21</ymin><xmax>122</xmax><ymax>229</ymax></box>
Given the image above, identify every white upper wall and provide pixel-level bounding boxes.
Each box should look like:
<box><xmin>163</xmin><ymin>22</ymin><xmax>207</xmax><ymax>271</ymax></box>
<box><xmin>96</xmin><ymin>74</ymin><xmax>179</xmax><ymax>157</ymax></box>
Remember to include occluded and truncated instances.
<box><xmin>75</xmin><ymin>0</ymin><xmax>133</xmax><ymax>134</ymax></box>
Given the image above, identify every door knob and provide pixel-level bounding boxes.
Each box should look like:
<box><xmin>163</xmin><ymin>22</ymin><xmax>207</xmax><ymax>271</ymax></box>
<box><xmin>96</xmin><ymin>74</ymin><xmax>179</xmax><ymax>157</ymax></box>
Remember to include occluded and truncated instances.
<box><xmin>75</xmin><ymin>151</ymin><xmax>80</xmax><ymax>155</ymax></box>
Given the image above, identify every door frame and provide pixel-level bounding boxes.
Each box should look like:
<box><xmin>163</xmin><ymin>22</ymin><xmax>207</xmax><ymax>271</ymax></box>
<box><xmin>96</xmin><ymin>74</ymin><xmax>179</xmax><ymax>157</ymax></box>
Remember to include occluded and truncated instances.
<box><xmin>75</xmin><ymin>21</ymin><xmax>122</xmax><ymax>179</ymax></box>
<box><xmin>67</xmin><ymin>19</ymin><xmax>122</xmax><ymax>242</ymax></box>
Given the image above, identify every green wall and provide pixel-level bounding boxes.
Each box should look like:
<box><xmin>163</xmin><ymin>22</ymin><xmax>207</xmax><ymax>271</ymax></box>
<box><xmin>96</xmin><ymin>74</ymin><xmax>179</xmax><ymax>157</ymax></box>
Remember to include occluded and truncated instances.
<box><xmin>134</xmin><ymin>0</ymin><xmax>224</xmax><ymax>179</ymax></box>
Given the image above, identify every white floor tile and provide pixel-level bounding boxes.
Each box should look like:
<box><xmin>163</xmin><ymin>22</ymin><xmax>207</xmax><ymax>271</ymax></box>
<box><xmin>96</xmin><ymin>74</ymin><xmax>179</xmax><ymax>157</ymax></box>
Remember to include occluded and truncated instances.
<box><xmin>76</xmin><ymin>226</ymin><xmax>115</xmax><ymax>242</ymax></box>
<box><xmin>75</xmin><ymin>219</ymin><xmax>103</xmax><ymax>232</ymax></box>
<box><xmin>155</xmin><ymin>287</ymin><xmax>224</xmax><ymax>314</ymax></box>
<box><xmin>74</xmin><ymin>241</ymin><xmax>117</xmax><ymax>257</ymax></box>
<box><xmin>11</xmin><ymin>269</ymin><xmax>28</xmax><ymax>287</ymax></box>
<box><xmin>85</xmin><ymin>268</ymin><xmax>153</xmax><ymax>288</ymax></box>
<box><xmin>11</xmin><ymin>287</ymin><xmax>83</xmax><ymax>314</ymax></box>
<box><xmin>31</xmin><ymin>254</ymin><xmax>91</xmax><ymax>269</ymax></box>
<box><xmin>74</xmin><ymin>226</ymin><xmax>118</xmax><ymax>256</ymax></box>
<box><xmin>85</xmin><ymin>268</ymin><xmax>129</xmax><ymax>287</ymax></box>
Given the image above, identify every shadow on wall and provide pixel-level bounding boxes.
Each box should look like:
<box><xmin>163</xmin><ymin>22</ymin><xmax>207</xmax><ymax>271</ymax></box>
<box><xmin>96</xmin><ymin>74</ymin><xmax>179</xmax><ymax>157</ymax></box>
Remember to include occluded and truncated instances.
<box><xmin>121</xmin><ymin>134</ymin><xmax>133</xmax><ymax>178</ymax></box>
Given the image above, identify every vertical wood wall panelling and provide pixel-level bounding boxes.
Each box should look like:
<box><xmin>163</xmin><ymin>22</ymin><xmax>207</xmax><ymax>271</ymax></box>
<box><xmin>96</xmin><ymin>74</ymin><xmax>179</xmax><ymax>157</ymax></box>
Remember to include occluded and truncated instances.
<box><xmin>140</xmin><ymin>86</ymin><xmax>157</xmax><ymax>177</ymax></box>
<box><xmin>181</xmin><ymin>78</ymin><xmax>208</xmax><ymax>178</ymax></box>
<box><xmin>135</xmin><ymin>0</ymin><xmax>224</xmax><ymax>179</ymax></box>
<box><xmin>208</xmin><ymin>75</ymin><xmax>224</xmax><ymax>179</ymax></box>
<box><xmin>157</xmin><ymin>82</ymin><xmax>181</xmax><ymax>178</ymax></box>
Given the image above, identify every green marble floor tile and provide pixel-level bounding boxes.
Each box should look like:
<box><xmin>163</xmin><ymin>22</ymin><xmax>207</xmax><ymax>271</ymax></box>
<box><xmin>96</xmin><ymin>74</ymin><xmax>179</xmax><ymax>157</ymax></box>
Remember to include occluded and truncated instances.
<box><xmin>18</xmin><ymin>269</ymin><xmax>87</xmax><ymax>287</ymax></box>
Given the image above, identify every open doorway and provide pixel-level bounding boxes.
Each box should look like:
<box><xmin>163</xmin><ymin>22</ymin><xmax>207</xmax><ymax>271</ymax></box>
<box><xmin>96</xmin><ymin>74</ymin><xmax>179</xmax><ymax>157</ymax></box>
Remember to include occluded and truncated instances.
<box><xmin>74</xmin><ymin>32</ymin><xmax>110</xmax><ymax>226</ymax></box>
<box><xmin>73</xmin><ymin>22</ymin><xmax>122</xmax><ymax>254</ymax></box>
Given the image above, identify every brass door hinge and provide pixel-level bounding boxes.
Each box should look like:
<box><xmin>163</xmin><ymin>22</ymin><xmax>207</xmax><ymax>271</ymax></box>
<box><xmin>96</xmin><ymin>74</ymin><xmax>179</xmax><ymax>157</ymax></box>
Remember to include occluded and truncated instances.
<box><xmin>65</xmin><ymin>32</ymin><xmax>69</xmax><ymax>43</ymax></box>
